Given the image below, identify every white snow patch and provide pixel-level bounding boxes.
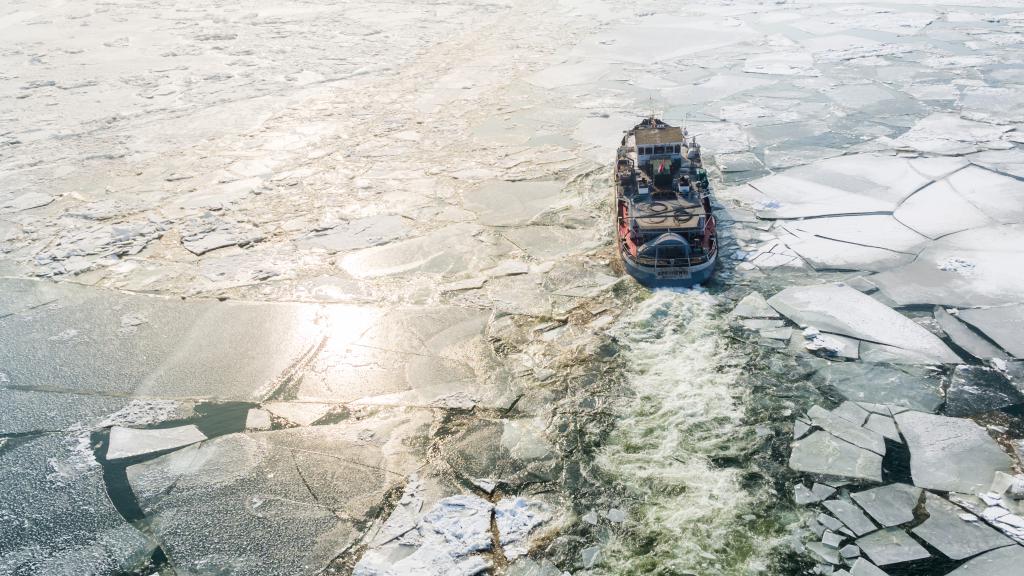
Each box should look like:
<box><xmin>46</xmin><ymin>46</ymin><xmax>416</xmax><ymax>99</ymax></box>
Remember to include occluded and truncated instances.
<box><xmin>937</xmin><ymin>257</ymin><xmax>976</xmax><ymax>275</ymax></box>
<box><xmin>355</xmin><ymin>493</ymin><xmax>494</xmax><ymax>576</ymax></box>
<box><xmin>495</xmin><ymin>497</ymin><xmax>550</xmax><ymax>559</ymax></box>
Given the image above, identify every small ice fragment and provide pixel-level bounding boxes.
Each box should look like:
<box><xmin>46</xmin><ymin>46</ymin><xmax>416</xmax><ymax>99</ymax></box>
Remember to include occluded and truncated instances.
<box><xmin>605</xmin><ymin>508</ymin><xmax>626</xmax><ymax>523</ymax></box>
<box><xmin>812</xmin><ymin>483</ymin><xmax>837</xmax><ymax>501</ymax></box>
<box><xmin>245</xmin><ymin>409</ymin><xmax>272</xmax><ymax>431</ymax></box>
<box><xmin>473</xmin><ymin>478</ymin><xmax>498</xmax><ymax>494</ymax></box>
<box><xmin>840</xmin><ymin>544</ymin><xmax>860</xmax><ymax>559</ymax></box>
<box><xmin>106</xmin><ymin>425</ymin><xmax>206</xmax><ymax>460</ymax></box>
<box><xmin>731</xmin><ymin>291</ymin><xmax>779</xmax><ymax>318</ymax></box>
<box><xmin>803</xmin><ymin>327</ymin><xmax>845</xmax><ymax>356</ymax></box>
<box><xmin>991</xmin><ymin>471</ymin><xmax>1015</xmax><ymax>496</ymax></box>
<box><xmin>795</xmin><ymin>484</ymin><xmax>818</xmax><ymax>505</ymax></box>
<box><xmin>822</xmin><ymin>530</ymin><xmax>844</xmax><ymax>549</ymax></box>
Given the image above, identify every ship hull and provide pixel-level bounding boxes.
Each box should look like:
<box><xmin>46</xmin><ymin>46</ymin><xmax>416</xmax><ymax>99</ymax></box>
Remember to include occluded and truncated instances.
<box><xmin>620</xmin><ymin>249</ymin><xmax>717</xmax><ymax>288</ymax></box>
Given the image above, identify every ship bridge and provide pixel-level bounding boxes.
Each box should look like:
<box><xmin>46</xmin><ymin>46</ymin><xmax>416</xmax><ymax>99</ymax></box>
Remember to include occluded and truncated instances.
<box><xmin>634</xmin><ymin>124</ymin><xmax>684</xmax><ymax>165</ymax></box>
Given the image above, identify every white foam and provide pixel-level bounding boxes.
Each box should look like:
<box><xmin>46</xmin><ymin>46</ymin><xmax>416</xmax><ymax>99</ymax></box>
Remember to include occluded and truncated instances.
<box><xmin>596</xmin><ymin>290</ymin><xmax>776</xmax><ymax>572</ymax></box>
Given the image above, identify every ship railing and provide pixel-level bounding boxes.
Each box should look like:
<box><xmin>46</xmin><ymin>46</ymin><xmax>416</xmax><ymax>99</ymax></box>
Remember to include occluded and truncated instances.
<box><xmin>634</xmin><ymin>253</ymin><xmax>711</xmax><ymax>267</ymax></box>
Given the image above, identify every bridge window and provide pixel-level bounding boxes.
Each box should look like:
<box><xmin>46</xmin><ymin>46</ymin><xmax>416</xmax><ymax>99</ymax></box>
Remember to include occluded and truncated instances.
<box><xmin>654</xmin><ymin>146</ymin><xmax>665</xmax><ymax>154</ymax></box>
<box><xmin>674</xmin><ymin>144</ymin><xmax>681</xmax><ymax>153</ymax></box>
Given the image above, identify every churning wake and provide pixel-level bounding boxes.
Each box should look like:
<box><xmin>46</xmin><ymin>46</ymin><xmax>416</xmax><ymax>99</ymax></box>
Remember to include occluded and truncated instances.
<box><xmin>596</xmin><ymin>289</ymin><xmax>776</xmax><ymax>575</ymax></box>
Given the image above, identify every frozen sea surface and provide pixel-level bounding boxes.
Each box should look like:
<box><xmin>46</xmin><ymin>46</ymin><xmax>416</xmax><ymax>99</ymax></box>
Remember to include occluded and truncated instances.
<box><xmin>4</xmin><ymin>0</ymin><xmax>1024</xmax><ymax>575</ymax></box>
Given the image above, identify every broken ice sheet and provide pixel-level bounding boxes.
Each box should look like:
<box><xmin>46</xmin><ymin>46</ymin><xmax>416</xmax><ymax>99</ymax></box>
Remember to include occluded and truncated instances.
<box><xmin>730</xmin><ymin>291</ymin><xmax>779</xmax><ymax>319</ymax></box>
<box><xmin>789</xmin><ymin>430</ymin><xmax>882</xmax><ymax>483</ymax></box>
<box><xmin>851</xmin><ymin>484</ymin><xmax>921</xmax><ymax>528</ymax></box>
<box><xmin>0</xmin><ymin>192</ymin><xmax>55</xmax><ymax>213</ymax></box>
<box><xmin>855</xmin><ymin>528</ymin><xmax>931</xmax><ymax>566</ymax></box>
<box><xmin>743</xmin><ymin>51</ymin><xmax>818</xmax><ymax>76</ymax></box>
<box><xmin>895</xmin><ymin>411</ymin><xmax>1013</xmax><ymax>494</ymax></box>
<box><xmin>262</xmin><ymin>402</ymin><xmax>336</xmax><ymax>427</ymax></box>
<box><xmin>822</xmin><ymin>499</ymin><xmax>877</xmax><ymax>536</ymax></box>
<box><xmin>911</xmin><ymin>492</ymin><xmax>1012</xmax><ymax>560</ymax></box>
<box><xmin>944</xmin><ymin>544</ymin><xmax>1024</xmax><ymax>576</ymax></box>
<box><xmin>872</xmin><ymin>226</ymin><xmax>1024</xmax><ymax>308</ymax></box>
<box><xmin>105</xmin><ymin>425</ymin><xmax>207</xmax><ymax>460</ymax></box>
<box><xmin>338</xmin><ymin>223</ymin><xmax>504</xmax><ymax>279</ymax></box>
<box><xmin>179</xmin><ymin>212</ymin><xmax>265</xmax><ymax>255</ymax></box>
<box><xmin>438</xmin><ymin>418</ymin><xmax>556</xmax><ymax>491</ymax></box>
<box><xmin>576</xmin><ymin>20</ymin><xmax>758</xmax><ymax>65</ymax></box>
<box><xmin>933</xmin><ymin>307</ymin><xmax>1008</xmax><ymax>361</ymax></box>
<box><xmin>296</xmin><ymin>214</ymin><xmax>408</xmax><ymax>253</ymax></box>
<box><xmin>526</xmin><ymin>61</ymin><xmax>609</xmax><ymax>89</ymax></box>
<box><xmin>293</xmin><ymin>305</ymin><xmax>508</xmax><ymax>408</ymax></box>
<box><xmin>894</xmin><ymin>166</ymin><xmax>1024</xmax><ymax>240</ymax></box>
<box><xmin>245</xmin><ymin>408</ymin><xmax>272</xmax><ymax>431</ymax></box>
<box><xmin>786</xmin><ymin>235</ymin><xmax>915</xmax><ymax>273</ymax></box>
<box><xmin>737</xmin><ymin>154</ymin><xmax>971</xmax><ymax>220</ymax></box>
<box><xmin>128</xmin><ymin>421</ymin><xmax>429</xmax><ymax>576</ymax></box>
<box><xmin>807</xmin><ymin>405</ymin><xmax>885</xmax><ymax>455</ymax></box>
<box><xmin>959</xmin><ymin>86</ymin><xmax>1024</xmax><ymax>123</ymax></box>
<box><xmin>0</xmin><ymin>388</ymin><xmax>128</xmax><ymax>434</ymax></box>
<box><xmin>787</xmin><ymin>215</ymin><xmax>927</xmax><ymax>255</ymax></box>
<box><xmin>0</xmin><ymin>280</ymin><xmax>321</xmax><ymax>400</ymax></box>
<box><xmin>768</xmin><ymin>283</ymin><xmax>960</xmax><ymax>364</ymax></box>
<box><xmin>0</xmin><ymin>434</ymin><xmax>148</xmax><ymax>574</ymax></box>
<box><xmin>957</xmin><ymin>304</ymin><xmax>1024</xmax><ymax>359</ymax></box>
<box><xmin>813</xmin><ymin>363</ymin><xmax>943</xmax><ymax>413</ymax></box>
<box><xmin>887</xmin><ymin>113</ymin><xmax>1012</xmax><ymax>155</ymax></box>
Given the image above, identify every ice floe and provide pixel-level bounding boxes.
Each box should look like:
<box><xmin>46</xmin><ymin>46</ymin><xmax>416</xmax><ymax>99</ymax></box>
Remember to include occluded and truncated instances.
<box><xmin>894</xmin><ymin>411</ymin><xmax>1013</xmax><ymax>494</ymax></box>
<box><xmin>789</xmin><ymin>430</ymin><xmax>882</xmax><ymax>483</ymax></box>
<box><xmin>813</xmin><ymin>363</ymin><xmax>943</xmax><ymax>413</ymax></box>
<box><xmin>957</xmin><ymin>305</ymin><xmax>1024</xmax><ymax>359</ymax></box>
<box><xmin>944</xmin><ymin>365</ymin><xmax>1024</xmax><ymax>417</ymax></box>
<box><xmin>822</xmin><ymin>499</ymin><xmax>877</xmax><ymax>536</ymax></box>
<box><xmin>855</xmin><ymin>527</ymin><xmax>930</xmax><ymax>566</ymax></box>
<box><xmin>105</xmin><ymin>425</ymin><xmax>207</xmax><ymax>460</ymax></box>
<box><xmin>872</xmin><ymin>225</ymin><xmax>1024</xmax><ymax>308</ymax></box>
<box><xmin>934</xmin><ymin>307</ymin><xmax>1008</xmax><ymax>361</ymax></box>
<box><xmin>945</xmin><ymin>545</ymin><xmax>1024</xmax><ymax>576</ymax></box>
<box><xmin>887</xmin><ymin>113</ymin><xmax>1013</xmax><ymax>155</ymax></box>
<box><xmin>0</xmin><ymin>434</ymin><xmax>147</xmax><ymax>573</ymax></box>
<box><xmin>769</xmin><ymin>283</ymin><xmax>960</xmax><ymax>364</ymax></box>
<box><xmin>911</xmin><ymin>492</ymin><xmax>1012</xmax><ymax>560</ymax></box>
<box><xmin>850</xmin><ymin>484</ymin><xmax>921</xmax><ymax>528</ymax></box>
